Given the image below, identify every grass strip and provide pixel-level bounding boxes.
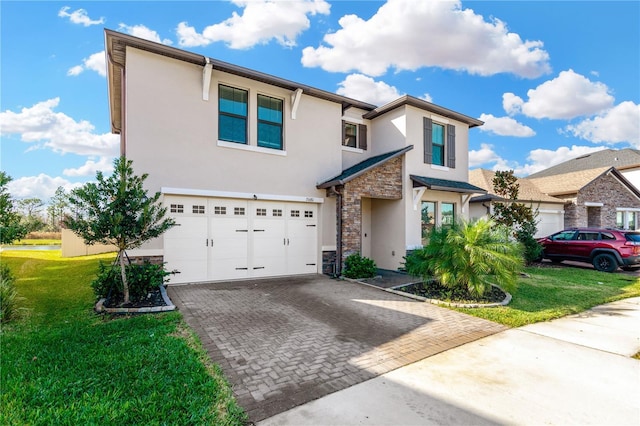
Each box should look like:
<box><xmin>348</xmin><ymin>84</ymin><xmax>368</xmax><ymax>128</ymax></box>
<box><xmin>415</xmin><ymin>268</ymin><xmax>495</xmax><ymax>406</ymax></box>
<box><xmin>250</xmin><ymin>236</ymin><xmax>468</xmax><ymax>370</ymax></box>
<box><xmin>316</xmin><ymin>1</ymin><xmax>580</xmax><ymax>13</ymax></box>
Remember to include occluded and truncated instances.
<box><xmin>455</xmin><ymin>265</ymin><xmax>640</xmax><ymax>327</ymax></box>
<box><xmin>0</xmin><ymin>250</ymin><xmax>246</xmax><ymax>425</ymax></box>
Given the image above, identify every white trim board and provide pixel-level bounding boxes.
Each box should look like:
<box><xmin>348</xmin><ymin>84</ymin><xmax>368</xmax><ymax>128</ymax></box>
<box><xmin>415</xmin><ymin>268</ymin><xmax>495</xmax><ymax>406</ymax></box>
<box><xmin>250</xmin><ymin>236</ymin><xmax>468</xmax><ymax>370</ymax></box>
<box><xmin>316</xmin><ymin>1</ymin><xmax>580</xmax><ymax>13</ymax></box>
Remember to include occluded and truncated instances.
<box><xmin>162</xmin><ymin>187</ymin><xmax>324</xmax><ymax>204</ymax></box>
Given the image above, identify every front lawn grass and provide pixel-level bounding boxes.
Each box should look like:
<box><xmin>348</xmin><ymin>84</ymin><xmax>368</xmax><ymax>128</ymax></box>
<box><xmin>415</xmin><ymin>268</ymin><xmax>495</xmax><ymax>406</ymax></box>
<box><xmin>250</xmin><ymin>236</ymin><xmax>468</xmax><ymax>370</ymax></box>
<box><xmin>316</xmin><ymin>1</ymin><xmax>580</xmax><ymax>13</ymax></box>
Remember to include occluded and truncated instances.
<box><xmin>0</xmin><ymin>250</ymin><xmax>246</xmax><ymax>425</ymax></box>
<box><xmin>455</xmin><ymin>265</ymin><xmax>640</xmax><ymax>327</ymax></box>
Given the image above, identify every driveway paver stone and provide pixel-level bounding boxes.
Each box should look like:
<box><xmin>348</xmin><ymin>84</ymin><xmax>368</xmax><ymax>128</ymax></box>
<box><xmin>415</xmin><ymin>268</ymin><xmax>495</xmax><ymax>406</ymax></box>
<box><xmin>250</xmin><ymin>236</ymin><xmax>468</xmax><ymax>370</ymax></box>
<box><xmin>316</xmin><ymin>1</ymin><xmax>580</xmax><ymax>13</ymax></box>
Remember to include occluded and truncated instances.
<box><xmin>168</xmin><ymin>275</ymin><xmax>506</xmax><ymax>422</ymax></box>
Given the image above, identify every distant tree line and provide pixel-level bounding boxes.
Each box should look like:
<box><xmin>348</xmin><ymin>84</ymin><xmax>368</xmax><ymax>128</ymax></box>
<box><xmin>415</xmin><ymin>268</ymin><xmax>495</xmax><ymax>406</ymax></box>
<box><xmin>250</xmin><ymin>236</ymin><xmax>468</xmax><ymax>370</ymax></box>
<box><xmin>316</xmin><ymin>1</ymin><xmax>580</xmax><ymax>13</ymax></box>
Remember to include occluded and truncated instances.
<box><xmin>0</xmin><ymin>172</ymin><xmax>71</xmax><ymax>242</ymax></box>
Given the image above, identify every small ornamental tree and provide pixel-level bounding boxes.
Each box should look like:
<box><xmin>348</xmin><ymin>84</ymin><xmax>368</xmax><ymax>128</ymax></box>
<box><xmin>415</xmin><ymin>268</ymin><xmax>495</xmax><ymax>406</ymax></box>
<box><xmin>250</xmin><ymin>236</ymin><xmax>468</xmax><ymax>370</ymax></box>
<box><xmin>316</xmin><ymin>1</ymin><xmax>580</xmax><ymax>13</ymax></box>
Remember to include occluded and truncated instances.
<box><xmin>0</xmin><ymin>172</ymin><xmax>27</xmax><ymax>244</ymax></box>
<box><xmin>491</xmin><ymin>170</ymin><xmax>542</xmax><ymax>263</ymax></box>
<box><xmin>65</xmin><ymin>157</ymin><xmax>176</xmax><ymax>304</ymax></box>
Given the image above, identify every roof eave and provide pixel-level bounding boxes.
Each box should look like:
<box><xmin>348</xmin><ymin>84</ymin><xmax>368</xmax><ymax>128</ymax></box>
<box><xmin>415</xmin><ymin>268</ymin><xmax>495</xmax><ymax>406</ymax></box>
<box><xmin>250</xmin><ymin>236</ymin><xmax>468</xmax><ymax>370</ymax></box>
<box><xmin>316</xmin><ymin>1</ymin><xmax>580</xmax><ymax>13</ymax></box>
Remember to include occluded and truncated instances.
<box><xmin>363</xmin><ymin>95</ymin><xmax>484</xmax><ymax>128</ymax></box>
<box><xmin>104</xmin><ymin>28</ymin><xmax>378</xmax><ymax>134</ymax></box>
<box><xmin>317</xmin><ymin>145</ymin><xmax>413</xmax><ymax>189</ymax></box>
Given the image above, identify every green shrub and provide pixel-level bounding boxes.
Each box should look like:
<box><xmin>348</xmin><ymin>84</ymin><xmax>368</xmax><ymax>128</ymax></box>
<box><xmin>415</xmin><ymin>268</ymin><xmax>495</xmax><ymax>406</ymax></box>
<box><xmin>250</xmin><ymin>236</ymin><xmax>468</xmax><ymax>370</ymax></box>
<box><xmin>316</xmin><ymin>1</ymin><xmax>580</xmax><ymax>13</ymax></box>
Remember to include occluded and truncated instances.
<box><xmin>405</xmin><ymin>218</ymin><xmax>523</xmax><ymax>298</ymax></box>
<box><xmin>0</xmin><ymin>264</ymin><xmax>19</xmax><ymax>323</ymax></box>
<box><xmin>343</xmin><ymin>253</ymin><xmax>377</xmax><ymax>279</ymax></box>
<box><xmin>515</xmin><ymin>220</ymin><xmax>543</xmax><ymax>264</ymax></box>
<box><xmin>91</xmin><ymin>260</ymin><xmax>174</xmax><ymax>302</ymax></box>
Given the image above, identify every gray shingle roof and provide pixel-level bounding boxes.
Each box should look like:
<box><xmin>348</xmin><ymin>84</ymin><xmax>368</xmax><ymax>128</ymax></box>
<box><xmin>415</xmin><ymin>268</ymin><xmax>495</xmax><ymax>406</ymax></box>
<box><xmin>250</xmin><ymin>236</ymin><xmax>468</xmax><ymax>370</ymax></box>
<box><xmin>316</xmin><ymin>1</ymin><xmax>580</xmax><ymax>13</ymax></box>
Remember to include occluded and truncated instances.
<box><xmin>410</xmin><ymin>175</ymin><xmax>486</xmax><ymax>194</ymax></box>
<box><xmin>317</xmin><ymin>146</ymin><xmax>413</xmax><ymax>188</ymax></box>
<box><xmin>527</xmin><ymin>148</ymin><xmax>640</xmax><ymax>178</ymax></box>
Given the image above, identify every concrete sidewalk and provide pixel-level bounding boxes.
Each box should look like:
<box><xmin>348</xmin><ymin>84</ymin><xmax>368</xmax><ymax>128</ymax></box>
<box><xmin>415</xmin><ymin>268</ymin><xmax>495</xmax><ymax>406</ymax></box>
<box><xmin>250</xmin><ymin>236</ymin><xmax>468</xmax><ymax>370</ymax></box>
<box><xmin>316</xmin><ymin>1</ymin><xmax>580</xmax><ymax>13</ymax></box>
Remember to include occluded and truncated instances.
<box><xmin>259</xmin><ymin>297</ymin><xmax>640</xmax><ymax>425</ymax></box>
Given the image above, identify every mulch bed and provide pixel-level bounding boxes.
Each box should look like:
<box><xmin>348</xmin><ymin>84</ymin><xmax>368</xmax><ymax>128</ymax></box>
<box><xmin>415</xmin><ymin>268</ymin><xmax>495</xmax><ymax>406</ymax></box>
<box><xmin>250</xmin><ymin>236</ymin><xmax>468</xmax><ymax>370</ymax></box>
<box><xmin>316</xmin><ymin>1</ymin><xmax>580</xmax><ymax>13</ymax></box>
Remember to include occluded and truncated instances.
<box><xmin>395</xmin><ymin>281</ymin><xmax>507</xmax><ymax>304</ymax></box>
<box><xmin>103</xmin><ymin>287</ymin><xmax>168</xmax><ymax>308</ymax></box>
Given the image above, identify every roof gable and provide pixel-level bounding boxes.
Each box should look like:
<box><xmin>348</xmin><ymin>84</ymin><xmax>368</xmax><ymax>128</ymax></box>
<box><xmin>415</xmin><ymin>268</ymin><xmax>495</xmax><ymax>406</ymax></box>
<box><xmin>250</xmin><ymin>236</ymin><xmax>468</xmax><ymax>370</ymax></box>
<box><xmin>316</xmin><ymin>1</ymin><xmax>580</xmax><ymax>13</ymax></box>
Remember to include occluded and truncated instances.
<box><xmin>317</xmin><ymin>146</ymin><xmax>413</xmax><ymax>188</ymax></box>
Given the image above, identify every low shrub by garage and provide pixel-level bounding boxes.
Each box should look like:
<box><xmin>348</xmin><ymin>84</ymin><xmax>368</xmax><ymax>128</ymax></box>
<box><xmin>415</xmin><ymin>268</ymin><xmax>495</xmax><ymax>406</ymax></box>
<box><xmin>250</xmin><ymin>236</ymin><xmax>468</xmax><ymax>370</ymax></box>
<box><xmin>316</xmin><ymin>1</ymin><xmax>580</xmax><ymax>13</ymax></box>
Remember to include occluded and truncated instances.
<box><xmin>343</xmin><ymin>253</ymin><xmax>377</xmax><ymax>279</ymax></box>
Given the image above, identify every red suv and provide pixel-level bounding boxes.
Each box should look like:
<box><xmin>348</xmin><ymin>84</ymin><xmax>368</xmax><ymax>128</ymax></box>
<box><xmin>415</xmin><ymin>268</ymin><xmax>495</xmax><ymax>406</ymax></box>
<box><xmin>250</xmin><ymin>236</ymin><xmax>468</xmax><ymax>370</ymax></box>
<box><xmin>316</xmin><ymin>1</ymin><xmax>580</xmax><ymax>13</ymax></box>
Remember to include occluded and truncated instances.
<box><xmin>538</xmin><ymin>228</ymin><xmax>640</xmax><ymax>272</ymax></box>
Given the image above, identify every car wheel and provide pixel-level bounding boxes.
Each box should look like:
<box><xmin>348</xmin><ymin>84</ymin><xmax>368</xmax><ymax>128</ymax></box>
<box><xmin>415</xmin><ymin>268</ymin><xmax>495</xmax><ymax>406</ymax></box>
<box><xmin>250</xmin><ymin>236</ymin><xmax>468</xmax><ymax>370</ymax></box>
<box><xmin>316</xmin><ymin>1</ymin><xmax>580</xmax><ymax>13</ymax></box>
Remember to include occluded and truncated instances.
<box><xmin>550</xmin><ymin>258</ymin><xmax>562</xmax><ymax>264</ymax></box>
<box><xmin>592</xmin><ymin>253</ymin><xmax>618</xmax><ymax>272</ymax></box>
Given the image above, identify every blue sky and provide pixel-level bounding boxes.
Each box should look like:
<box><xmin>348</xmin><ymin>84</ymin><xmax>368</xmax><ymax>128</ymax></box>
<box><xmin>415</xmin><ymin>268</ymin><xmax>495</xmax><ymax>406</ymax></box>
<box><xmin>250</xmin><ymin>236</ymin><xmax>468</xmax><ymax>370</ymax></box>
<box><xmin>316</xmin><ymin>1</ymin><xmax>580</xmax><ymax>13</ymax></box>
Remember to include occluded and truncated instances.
<box><xmin>1</xmin><ymin>0</ymin><xmax>639</xmax><ymax>202</ymax></box>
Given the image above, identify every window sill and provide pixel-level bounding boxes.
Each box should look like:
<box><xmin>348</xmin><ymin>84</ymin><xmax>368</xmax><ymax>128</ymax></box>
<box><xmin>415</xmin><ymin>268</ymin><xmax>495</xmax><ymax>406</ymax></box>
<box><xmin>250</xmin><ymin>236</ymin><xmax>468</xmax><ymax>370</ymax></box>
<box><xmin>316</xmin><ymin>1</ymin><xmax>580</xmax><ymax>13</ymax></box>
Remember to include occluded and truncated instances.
<box><xmin>217</xmin><ymin>140</ymin><xmax>286</xmax><ymax>156</ymax></box>
<box><xmin>430</xmin><ymin>164</ymin><xmax>450</xmax><ymax>171</ymax></box>
<box><xmin>342</xmin><ymin>146</ymin><xmax>364</xmax><ymax>154</ymax></box>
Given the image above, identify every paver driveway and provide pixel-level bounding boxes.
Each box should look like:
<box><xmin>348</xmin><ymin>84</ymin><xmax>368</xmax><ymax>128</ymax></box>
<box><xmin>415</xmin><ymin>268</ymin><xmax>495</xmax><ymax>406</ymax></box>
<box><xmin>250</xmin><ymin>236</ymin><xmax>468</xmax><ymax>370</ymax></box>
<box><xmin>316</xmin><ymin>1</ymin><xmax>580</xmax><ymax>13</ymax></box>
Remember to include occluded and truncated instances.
<box><xmin>168</xmin><ymin>275</ymin><xmax>506</xmax><ymax>422</ymax></box>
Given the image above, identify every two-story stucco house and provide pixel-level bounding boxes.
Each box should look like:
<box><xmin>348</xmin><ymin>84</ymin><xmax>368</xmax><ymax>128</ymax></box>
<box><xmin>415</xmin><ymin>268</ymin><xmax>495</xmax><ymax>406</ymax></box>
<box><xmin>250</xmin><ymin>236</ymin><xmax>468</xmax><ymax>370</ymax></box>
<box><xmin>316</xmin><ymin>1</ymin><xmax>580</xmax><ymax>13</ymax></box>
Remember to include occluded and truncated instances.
<box><xmin>105</xmin><ymin>29</ymin><xmax>485</xmax><ymax>284</ymax></box>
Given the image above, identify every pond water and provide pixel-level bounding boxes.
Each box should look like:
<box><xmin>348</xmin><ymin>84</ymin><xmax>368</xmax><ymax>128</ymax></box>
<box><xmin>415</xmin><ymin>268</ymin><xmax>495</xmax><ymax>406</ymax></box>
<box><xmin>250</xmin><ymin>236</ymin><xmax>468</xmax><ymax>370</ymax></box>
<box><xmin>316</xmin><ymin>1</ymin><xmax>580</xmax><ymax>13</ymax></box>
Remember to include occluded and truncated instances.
<box><xmin>0</xmin><ymin>245</ymin><xmax>61</xmax><ymax>251</ymax></box>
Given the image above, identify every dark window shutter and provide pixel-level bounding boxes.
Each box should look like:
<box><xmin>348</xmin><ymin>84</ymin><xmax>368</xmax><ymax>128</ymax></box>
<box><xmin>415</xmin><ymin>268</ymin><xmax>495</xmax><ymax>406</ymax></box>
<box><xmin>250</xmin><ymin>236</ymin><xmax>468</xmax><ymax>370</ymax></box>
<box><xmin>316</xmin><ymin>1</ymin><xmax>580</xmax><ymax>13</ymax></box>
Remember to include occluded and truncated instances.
<box><xmin>447</xmin><ymin>124</ymin><xmax>456</xmax><ymax>168</ymax></box>
<box><xmin>423</xmin><ymin>117</ymin><xmax>433</xmax><ymax>164</ymax></box>
<box><xmin>341</xmin><ymin>120</ymin><xmax>345</xmax><ymax>146</ymax></box>
<box><xmin>358</xmin><ymin>124</ymin><xmax>367</xmax><ymax>150</ymax></box>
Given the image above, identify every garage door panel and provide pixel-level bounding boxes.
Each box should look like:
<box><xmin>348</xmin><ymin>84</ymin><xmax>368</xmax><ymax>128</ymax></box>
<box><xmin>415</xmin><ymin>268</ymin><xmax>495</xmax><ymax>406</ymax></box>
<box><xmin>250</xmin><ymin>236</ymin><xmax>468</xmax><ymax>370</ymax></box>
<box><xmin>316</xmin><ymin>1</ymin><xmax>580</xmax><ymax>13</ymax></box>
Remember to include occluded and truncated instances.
<box><xmin>163</xmin><ymin>197</ymin><xmax>319</xmax><ymax>282</ymax></box>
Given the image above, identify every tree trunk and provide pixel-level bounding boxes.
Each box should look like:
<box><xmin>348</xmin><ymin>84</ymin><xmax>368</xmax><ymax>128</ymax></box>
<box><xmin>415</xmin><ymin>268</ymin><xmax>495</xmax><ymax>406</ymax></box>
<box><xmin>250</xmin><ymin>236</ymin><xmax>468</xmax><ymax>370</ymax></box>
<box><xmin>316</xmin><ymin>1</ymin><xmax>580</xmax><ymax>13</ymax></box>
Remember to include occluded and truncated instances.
<box><xmin>119</xmin><ymin>250</ymin><xmax>130</xmax><ymax>304</ymax></box>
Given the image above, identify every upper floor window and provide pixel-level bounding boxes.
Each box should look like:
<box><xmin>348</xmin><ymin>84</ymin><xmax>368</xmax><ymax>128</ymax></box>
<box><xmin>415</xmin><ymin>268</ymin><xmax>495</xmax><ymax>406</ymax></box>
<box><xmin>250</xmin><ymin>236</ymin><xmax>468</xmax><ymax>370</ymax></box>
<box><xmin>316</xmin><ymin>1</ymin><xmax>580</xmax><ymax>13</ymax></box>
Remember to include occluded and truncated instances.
<box><xmin>432</xmin><ymin>123</ymin><xmax>445</xmax><ymax>166</ymax></box>
<box><xmin>342</xmin><ymin>120</ymin><xmax>367</xmax><ymax>150</ymax></box>
<box><xmin>257</xmin><ymin>94</ymin><xmax>283</xmax><ymax>150</ymax></box>
<box><xmin>219</xmin><ymin>85</ymin><xmax>248</xmax><ymax>144</ymax></box>
<box><xmin>423</xmin><ymin>117</ymin><xmax>455</xmax><ymax>168</ymax></box>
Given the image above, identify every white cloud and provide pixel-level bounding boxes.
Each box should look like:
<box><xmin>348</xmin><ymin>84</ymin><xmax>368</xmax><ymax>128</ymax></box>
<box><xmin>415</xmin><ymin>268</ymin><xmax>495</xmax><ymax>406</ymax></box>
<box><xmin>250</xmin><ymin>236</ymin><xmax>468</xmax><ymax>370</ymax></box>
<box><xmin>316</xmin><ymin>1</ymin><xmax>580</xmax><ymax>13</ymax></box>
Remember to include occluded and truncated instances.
<box><xmin>513</xmin><ymin>69</ymin><xmax>614</xmax><ymax>120</ymax></box>
<box><xmin>564</xmin><ymin>101</ymin><xmax>640</xmax><ymax>147</ymax></box>
<box><xmin>469</xmin><ymin>144</ymin><xmax>607</xmax><ymax>177</ymax></box>
<box><xmin>0</xmin><ymin>98</ymin><xmax>120</xmax><ymax>157</ymax></box>
<box><xmin>420</xmin><ymin>93</ymin><xmax>433</xmax><ymax>103</ymax></box>
<box><xmin>301</xmin><ymin>0</ymin><xmax>550</xmax><ymax>78</ymax></box>
<box><xmin>63</xmin><ymin>157</ymin><xmax>114</xmax><ymax>177</ymax></box>
<box><xmin>478</xmin><ymin>113</ymin><xmax>535</xmax><ymax>137</ymax></box>
<box><xmin>177</xmin><ymin>0</ymin><xmax>330</xmax><ymax>49</ymax></box>
<box><xmin>502</xmin><ymin>92</ymin><xmax>524</xmax><ymax>116</ymax></box>
<box><xmin>58</xmin><ymin>6</ymin><xmax>104</xmax><ymax>27</ymax></box>
<box><xmin>469</xmin><ymin>143</ymin><xmax>501</xmax><ymax>168</ymax></box>
<box><xmin>7</xmin><ymin>174</ymin><xmax>83</xmax><ymax>200</ymax></box>
<box><xmin>67</xmin><ymin>51</ymin><xmax>106</xmax><ymax>77</ymax></box>
<box><xmin>118</xmin><ymin>24</ymin><xmax>173</xmax><ymax>45</ymax></box>
<box><xmin>336</xmin><ymin>74</ymin><xmax>403</xmax><ymax>106</ymax></box>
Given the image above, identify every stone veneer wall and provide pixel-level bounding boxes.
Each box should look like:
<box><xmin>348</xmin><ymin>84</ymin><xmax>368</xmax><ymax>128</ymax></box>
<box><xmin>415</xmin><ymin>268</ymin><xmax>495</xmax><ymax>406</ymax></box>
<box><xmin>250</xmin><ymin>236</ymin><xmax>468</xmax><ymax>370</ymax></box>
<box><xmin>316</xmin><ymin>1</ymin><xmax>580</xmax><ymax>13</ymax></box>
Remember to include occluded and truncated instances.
<box><xmin>566</xmin><ymin>172</ymin><xmax>640</xmax><ymax>228</ymax></box>
<box><xmin>129</xmin><ymin>255</ymin><xmax>164</xmax><ymax>266</ymax></box>
<box><xmin>322</xmin><ymin>250</ymin><xmax>337</xmax><ymax>276</ymax></box>
<box><xmin>340</xmin><ymin>156</ymin><xmax>404</xmax><ymax>263</ymax></box>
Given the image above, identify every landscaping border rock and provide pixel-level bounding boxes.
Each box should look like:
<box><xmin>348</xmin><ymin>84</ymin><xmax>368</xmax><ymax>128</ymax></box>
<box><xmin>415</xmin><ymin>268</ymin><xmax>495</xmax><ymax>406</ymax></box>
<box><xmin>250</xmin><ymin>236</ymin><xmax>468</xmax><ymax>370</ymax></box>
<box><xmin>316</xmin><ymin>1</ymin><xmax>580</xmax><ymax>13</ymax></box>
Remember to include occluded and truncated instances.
<box><xmin>346</xmin><ymin>277</ymin><xmax>511</xmax><ymax>308</ymax></box>
<box><xmin>95</xmin><ymin>285</ymin><xmax>176</xmax><ymax>314</ymax></box>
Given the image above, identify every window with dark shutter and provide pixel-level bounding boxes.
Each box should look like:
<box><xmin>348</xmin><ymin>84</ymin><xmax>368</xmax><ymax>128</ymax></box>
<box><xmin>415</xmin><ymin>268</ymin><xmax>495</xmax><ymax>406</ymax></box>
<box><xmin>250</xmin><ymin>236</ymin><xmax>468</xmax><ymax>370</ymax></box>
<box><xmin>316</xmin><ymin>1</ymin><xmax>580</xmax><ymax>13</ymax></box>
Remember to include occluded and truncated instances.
<box><xmin>358</xmin><ymin>124</ymin><xmax>367</xmax><ymax>150</ymax></box>
<box><xmin>423</xmin><ymin>117</ymin><xmax>432</xmax><ymax>164</ymax></box>
<box><xmin>446</xmin><ymin>124</ymin><xmax>456</xmax><ymax>168</ymax></box>
<box><xmin>342</xmin><ymin>121</ymin><xmax>357</xmax><ymax>148</ymax></box>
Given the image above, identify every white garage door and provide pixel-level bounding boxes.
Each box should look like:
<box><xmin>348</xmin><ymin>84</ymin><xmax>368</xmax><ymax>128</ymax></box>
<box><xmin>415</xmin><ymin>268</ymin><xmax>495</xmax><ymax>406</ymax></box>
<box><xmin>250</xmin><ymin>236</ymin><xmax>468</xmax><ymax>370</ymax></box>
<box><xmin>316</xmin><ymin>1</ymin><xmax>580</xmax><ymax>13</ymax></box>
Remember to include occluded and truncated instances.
<box><xmin>164</xmin><ymin>196</ymin><xmax>318</xmax><ymax>284</ymax></box>
<box><xmin>536</xmin><ymin>210</ymin><xmax>564</xmax><ymax>237</ymax></box>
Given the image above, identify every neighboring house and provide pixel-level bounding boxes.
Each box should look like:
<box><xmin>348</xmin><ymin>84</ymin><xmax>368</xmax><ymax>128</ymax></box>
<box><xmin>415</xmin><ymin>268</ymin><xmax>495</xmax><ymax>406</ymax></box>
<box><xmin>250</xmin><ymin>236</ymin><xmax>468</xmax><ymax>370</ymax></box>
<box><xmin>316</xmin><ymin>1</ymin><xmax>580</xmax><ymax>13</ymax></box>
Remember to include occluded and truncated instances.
<box><xmin>528</xmin><ymin>148</ymin><xmax>640</xmax><ymax>191</ymax></box>
<box><xmin>528</xmin><ymin>167</ymin><xmax>640</xmax><ymax>231</ymax></box>
<box><xmin>104</xmin><ymin>30</ymin><xmax>486</xmax><ymax>284</ymax></box>
<box><xmin>468</xmin><ymin>169</ymin><xmax>565</xmax><ymax>237</ymax></box>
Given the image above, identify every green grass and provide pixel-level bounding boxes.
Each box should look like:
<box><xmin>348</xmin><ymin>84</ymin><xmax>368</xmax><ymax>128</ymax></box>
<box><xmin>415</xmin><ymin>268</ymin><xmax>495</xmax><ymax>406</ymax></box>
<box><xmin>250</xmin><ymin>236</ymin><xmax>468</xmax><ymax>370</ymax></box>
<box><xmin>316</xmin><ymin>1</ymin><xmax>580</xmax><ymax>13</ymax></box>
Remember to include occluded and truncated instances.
<box><xmin>455</xmin><ymin>265</ymin><xmax>640</xmax><ymax>327</ymax></box>
<box><xmin>0</xmin><ymin>250</ymin><xmax>246</xmax><ymax>425</ymax></box>
<box><xmin>2</xmin><ymin>239</ymin><xmax>61</xmax><ymax>246</ymax></box>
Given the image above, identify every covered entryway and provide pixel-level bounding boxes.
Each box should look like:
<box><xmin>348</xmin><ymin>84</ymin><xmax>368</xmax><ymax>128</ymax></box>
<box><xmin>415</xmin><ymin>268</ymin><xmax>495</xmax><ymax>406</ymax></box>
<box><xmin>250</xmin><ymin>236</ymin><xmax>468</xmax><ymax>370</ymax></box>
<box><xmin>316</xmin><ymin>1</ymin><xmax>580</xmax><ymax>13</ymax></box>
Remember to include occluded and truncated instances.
<box><xmin>317</xmin><ymin>147</ymin><xmax>411</xmax><ymax>273</ymax></box>
<box><xmin>163</xmin><ymin>195</ymin><xmax>318</xmax><ymax>284</ymax></box>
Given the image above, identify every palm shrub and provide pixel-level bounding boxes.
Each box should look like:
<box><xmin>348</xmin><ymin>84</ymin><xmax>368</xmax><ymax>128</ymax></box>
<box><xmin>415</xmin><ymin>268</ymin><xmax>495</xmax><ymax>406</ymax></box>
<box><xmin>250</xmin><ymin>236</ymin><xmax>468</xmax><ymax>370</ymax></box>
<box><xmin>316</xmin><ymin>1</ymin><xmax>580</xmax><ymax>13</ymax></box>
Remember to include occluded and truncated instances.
<box><xmin>405</xmin><ymin>218</ymin><xmax>523</xmax><ymax>298</ymax></box>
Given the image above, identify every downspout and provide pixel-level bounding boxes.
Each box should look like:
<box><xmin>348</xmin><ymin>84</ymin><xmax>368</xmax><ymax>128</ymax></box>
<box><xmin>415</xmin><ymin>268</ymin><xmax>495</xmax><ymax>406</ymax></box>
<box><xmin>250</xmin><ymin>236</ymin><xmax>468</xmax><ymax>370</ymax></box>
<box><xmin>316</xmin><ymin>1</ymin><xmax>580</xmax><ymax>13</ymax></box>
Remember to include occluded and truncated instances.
<box><xmin>336</xmin><ymin>186</ymin><xmax>343</xmax><ymax>277</ymax></box>
<box><xmin>327</xmin><ymin>186</ymin><xmax>343</xmax><ymax>277</ymax></box>
<box><xmin>108</xmin><ymin>52</ymin><xmax>126</xmax><ymax>156</ymax></box>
